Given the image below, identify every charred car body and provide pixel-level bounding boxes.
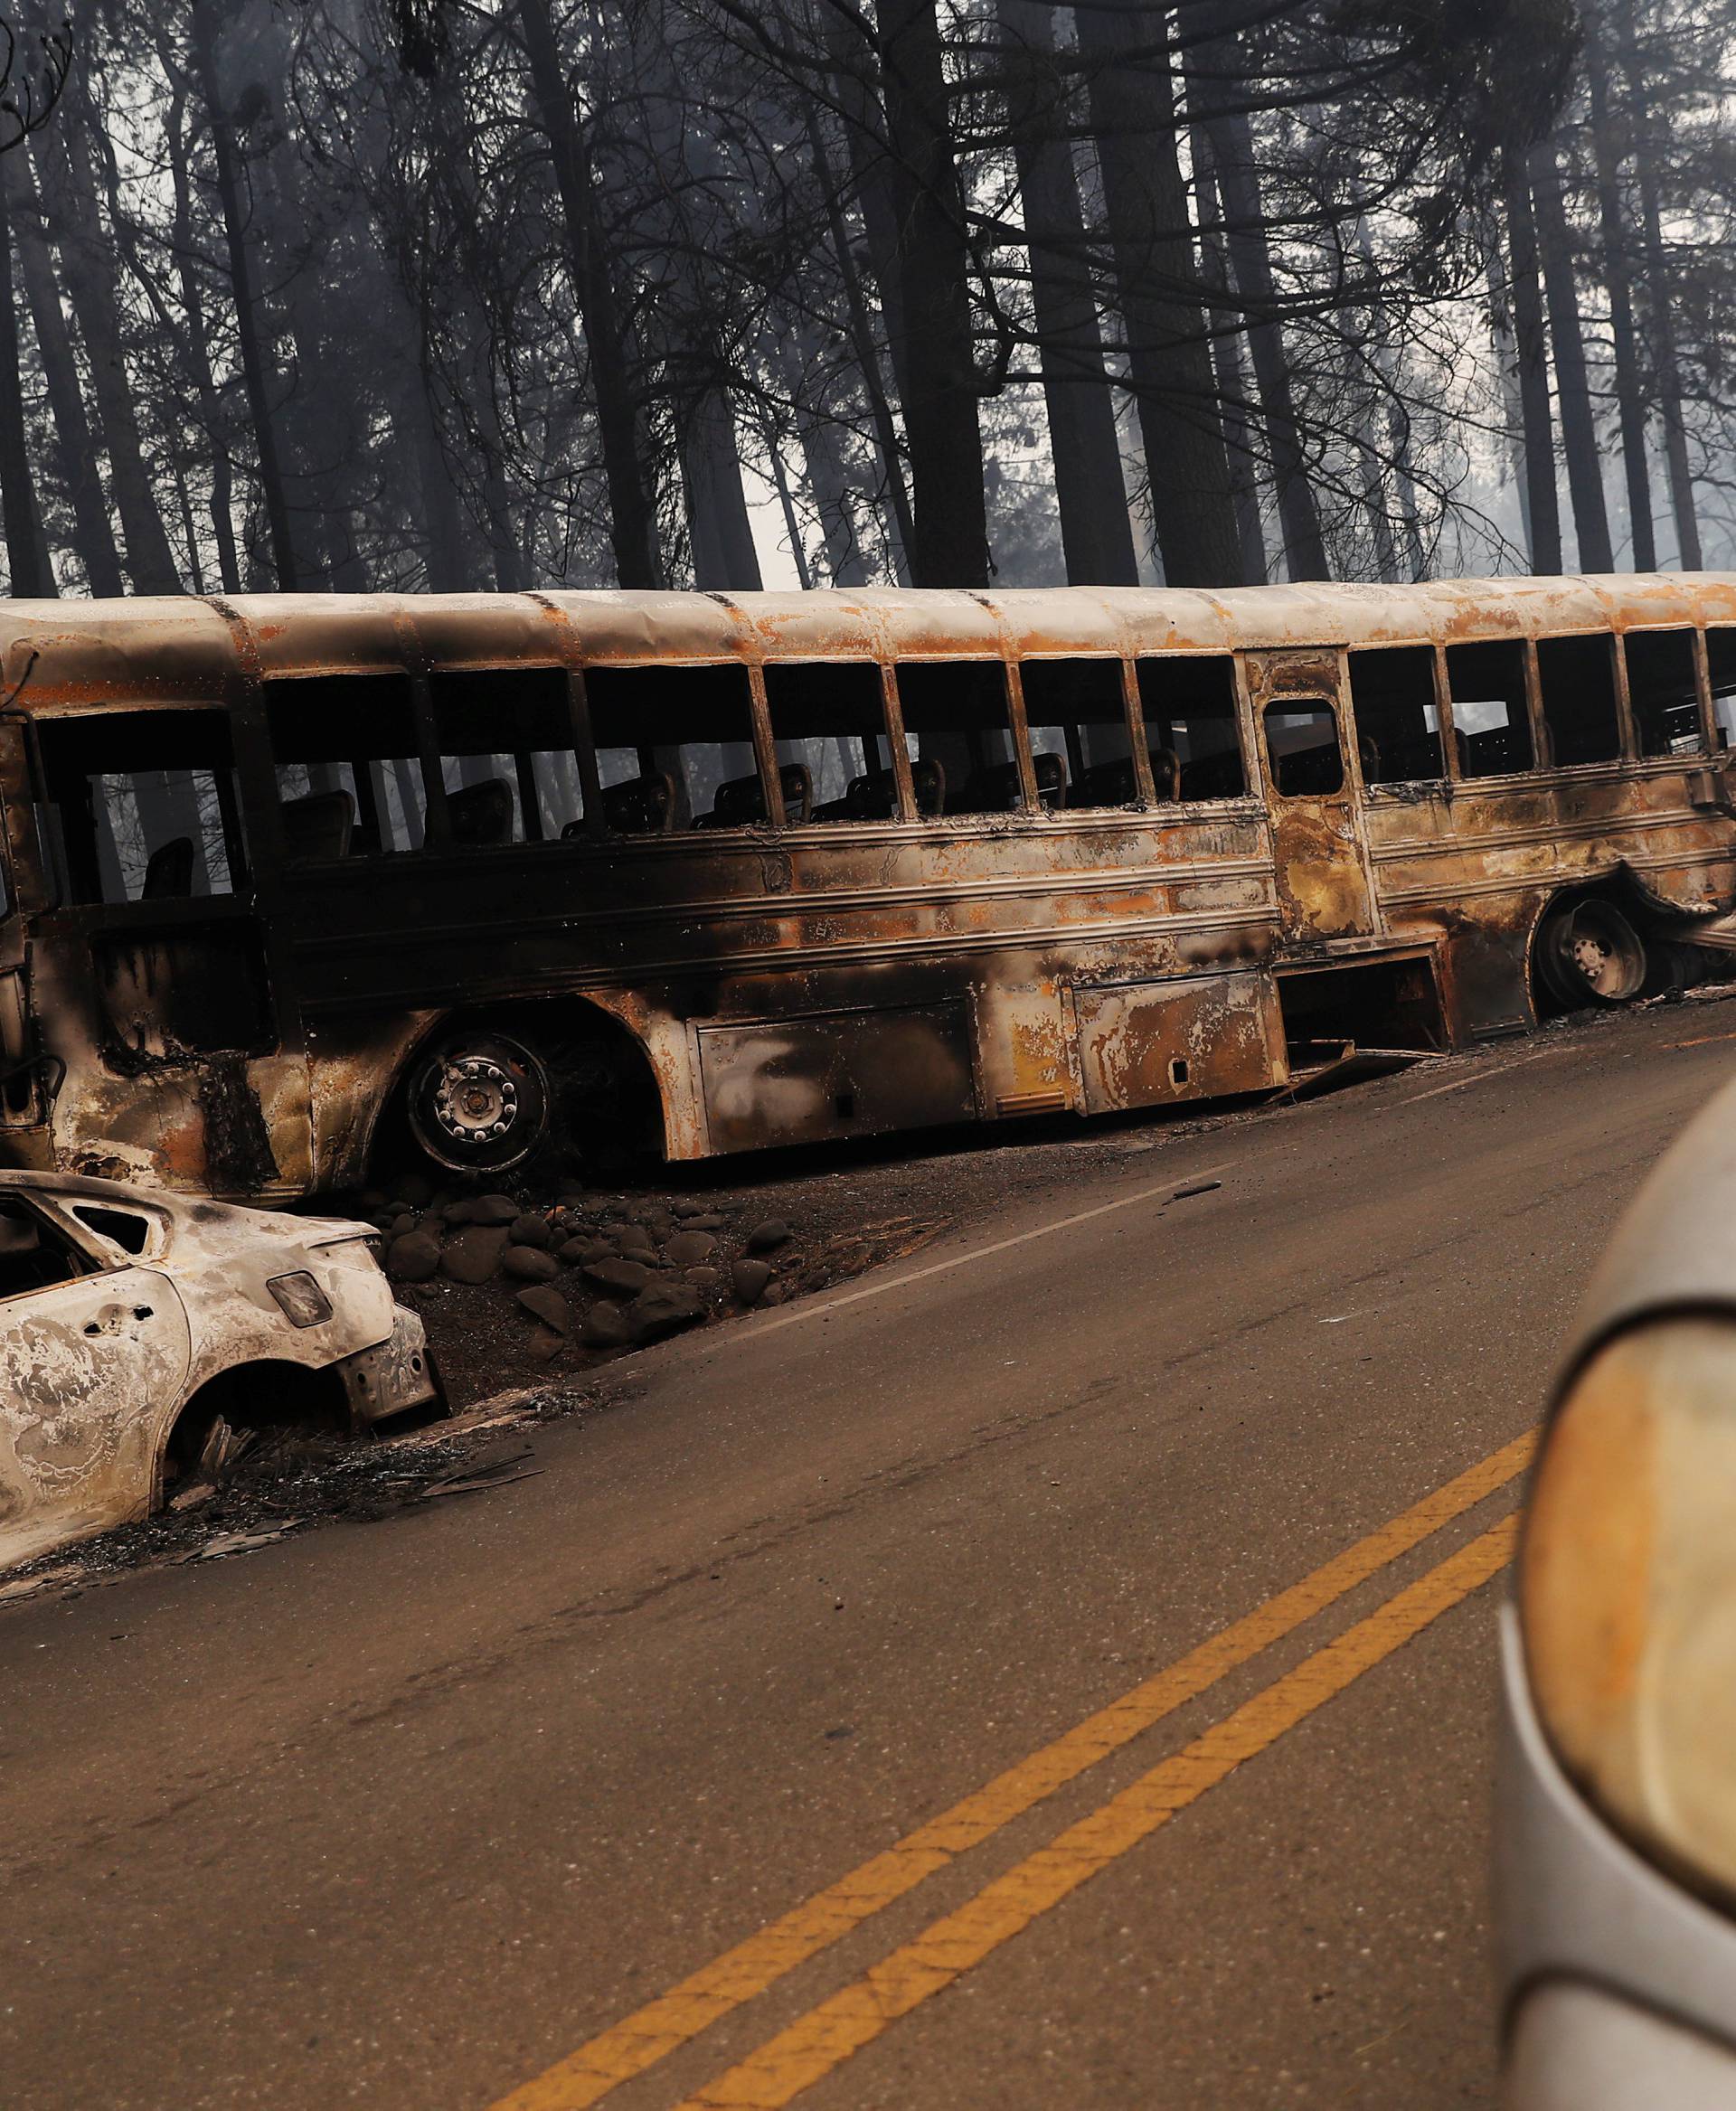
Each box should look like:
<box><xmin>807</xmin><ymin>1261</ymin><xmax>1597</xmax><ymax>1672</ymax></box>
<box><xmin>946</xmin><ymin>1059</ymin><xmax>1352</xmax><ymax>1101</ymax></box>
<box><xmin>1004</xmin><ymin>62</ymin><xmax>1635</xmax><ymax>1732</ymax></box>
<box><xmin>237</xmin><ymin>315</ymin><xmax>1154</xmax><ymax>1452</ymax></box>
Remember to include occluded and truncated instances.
<box><xmin>0</xmin><ymin>578</ymin><xmax>1732</xmax><ymax>1201</ymax></box>
<box><xmin>0</xmin><ymin>1168</ymin><xmax>441</xmax><ymax>1569</ymax></box>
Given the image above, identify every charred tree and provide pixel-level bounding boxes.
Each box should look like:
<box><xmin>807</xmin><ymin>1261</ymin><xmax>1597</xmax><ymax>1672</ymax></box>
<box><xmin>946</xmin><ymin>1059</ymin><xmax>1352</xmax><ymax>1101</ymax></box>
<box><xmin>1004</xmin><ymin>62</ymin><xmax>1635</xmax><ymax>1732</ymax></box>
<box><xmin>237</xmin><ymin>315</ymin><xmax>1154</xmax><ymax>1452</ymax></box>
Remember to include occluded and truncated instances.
<box><xmin>1530</xmin><ymin>145</ymin><xmax>1613</xmax><ymax>571</ymax></box>
<box><xmin>996</xmin><ymin>0</ymin><xmax>1139</xmax><ymax>588</ymax></box>
<box><xmin>5</xmin><ymin>150</ymin><xmax>122</xmax><ymax>595</ymax></box>
<box><xmin>876</xmin><ymin>0</ymin><xmax>990</xmax><ymax>587</ymax></box>
<box><xmin>1502</xmin><ymin>146</ymin><xmax>1562</xmax><ymax>574</ymax></box>
<box><xmin>1076</xmin><ymin>1</ymin><xmax>1242</xmax><ymax>587</ymax></box>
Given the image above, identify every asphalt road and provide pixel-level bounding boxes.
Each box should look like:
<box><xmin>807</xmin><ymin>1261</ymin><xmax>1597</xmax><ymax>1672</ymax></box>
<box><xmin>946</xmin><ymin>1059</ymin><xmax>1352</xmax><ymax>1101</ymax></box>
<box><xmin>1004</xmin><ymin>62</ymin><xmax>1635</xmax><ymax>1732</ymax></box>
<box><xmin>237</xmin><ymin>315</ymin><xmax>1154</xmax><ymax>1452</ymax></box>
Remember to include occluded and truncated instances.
<box><xmin>6</xmin><ymin>1000</ymin><xmax>1736</xmax><ymax>2111</ymax></box>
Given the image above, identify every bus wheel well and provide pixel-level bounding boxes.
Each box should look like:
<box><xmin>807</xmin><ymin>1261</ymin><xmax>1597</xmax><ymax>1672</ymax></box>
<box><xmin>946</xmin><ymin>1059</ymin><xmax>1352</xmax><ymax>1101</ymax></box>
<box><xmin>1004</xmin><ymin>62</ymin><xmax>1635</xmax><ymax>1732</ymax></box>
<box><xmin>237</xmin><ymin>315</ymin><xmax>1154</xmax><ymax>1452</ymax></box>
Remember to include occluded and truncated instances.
<box><xmin>375</xmin><ymin>999</ymin><xmax>666</xmax><ymax>1184</ymax></box>
<box><xmin>1531</xmin><ymin>879</ymin><xmax>1659</xmax><ymax>1014</ymax></box>
<box><xmin>157</xmin><ymin>1360</ymin><xmax>351</xmax><ymax>1505</ymax></box>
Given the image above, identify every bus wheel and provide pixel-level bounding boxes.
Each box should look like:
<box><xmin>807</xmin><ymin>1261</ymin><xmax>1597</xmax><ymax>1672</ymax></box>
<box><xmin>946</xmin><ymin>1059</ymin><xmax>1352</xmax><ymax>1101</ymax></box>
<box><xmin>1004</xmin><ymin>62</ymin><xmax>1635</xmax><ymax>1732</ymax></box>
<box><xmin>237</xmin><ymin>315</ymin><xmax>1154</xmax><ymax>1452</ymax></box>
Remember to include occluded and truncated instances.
<box><xmin>1536</xmin><ymin>900</ymin><xmax>1648</xmax><ymax>1008</ymax></box>
<box><xmin>407</xmin><ymin>1032</ymin><xmax>550</xmax><ymax>1173</ymax></box>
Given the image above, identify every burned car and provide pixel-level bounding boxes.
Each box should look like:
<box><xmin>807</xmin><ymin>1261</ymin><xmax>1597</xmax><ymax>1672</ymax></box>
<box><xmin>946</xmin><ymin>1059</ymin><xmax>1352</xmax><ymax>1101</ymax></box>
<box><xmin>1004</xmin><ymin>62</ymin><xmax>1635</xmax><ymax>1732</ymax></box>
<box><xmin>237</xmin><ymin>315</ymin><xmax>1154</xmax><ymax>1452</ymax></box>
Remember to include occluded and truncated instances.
<box><xmin>0</xmin><ymin>1168</ymin><xmax>442</xmax><ymax>1569</ymax></box>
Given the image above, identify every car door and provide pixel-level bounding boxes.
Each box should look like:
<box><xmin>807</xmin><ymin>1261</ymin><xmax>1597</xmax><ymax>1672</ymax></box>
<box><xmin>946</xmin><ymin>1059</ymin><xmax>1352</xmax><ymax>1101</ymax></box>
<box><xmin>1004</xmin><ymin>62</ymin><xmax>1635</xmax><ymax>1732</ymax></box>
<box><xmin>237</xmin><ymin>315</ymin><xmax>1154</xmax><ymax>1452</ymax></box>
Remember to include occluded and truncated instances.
<box><xmin>0</xmin><ymin>1196</ymin><xmax>192</xmax><ymax>1568</ymax></box>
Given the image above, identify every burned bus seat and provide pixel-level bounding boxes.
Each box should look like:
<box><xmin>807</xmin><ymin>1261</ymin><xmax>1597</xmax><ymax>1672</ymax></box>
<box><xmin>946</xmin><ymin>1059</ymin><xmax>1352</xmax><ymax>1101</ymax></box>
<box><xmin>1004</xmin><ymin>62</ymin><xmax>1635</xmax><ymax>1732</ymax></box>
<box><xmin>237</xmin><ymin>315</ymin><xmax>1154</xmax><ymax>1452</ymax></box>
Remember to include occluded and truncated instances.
<box><xmin>696</xmin><ymin>763</ymin><xmax>815</xmax><ymax>829</ymax></box>
<box><xmin>142</xmin><ymin>837</ymin><xmax>195</xmax><ymax>899</ymax></box>
<box><xmin>446</xmin><ymin>777</ymin><xmax>514</xmax><ymax>847</ymax></box>
<box><xmin>598</xmin><ymin>772</ymin><xmax>676</xmax><ymax>835</ymax></box>
<box><xmin>280</xmin><ymin>789</ymin><xmax>354</xmax><ymax>862</ymax></box>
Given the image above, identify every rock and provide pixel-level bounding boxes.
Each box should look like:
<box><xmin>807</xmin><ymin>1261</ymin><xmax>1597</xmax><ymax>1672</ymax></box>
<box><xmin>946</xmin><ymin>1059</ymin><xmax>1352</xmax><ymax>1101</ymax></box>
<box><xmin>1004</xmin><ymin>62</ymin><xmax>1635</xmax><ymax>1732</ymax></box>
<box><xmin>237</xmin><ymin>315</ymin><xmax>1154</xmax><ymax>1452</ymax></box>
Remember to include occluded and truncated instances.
<box><xmin>372</xmin><ymin>1211</ymin><xmax>398</xmax><ymax>1232</ymax></box>
<box><xmin>610</xmin><ymin>1221</ymin><xmax>651</xmax><ymax>1251</ymax></box>
<box><xmin>584</xmin><ymin>1256</ymin><xmax>653</xmax><ymax>1296</ymax></box>
<box><xmin>441</xmin><ymin>1198</ymin><xmax>475</xmax><ymax>1224</ymax></box>
<box><xmin>515</xmin><ymin>1284</ymin><xmax>572</xmax><ymax>1333</ymax></box>
<box><xmin>557</xmin><ymin>1237</ymin><xmax>593</xmax><ymax>1265</ymax></box>
<box><xmin>389</xmin><ymin>1212</ymin><xmax>420</xmax><ymax>1237</ymax></box>
<box><xmin>441</xmin><ymin>1225</ymin><xmax>510</xmax><ymax>1284</ymax></box>
<box><xmin>396</xmin><ymin>1171</ymin><xmax>434</xmax><ymax>1207</ymax></box>
<box><xmin>618</xmin><ymin>1246</ymin><xmax>659</xmax><ymax>1269</ymax></box>
<box><xmin>672</xmin><ymin>1199</ymin><xmax>706</xmax><ymax>1219</ymax></box>
<box><xmin>470</xmin><ymin>1193</ymin><xmax>521</xmax><ymax>1227</ymax></box>
<box><xmin>503</xmin><ymin>1245</ymin><xmax>560</xmax><ymax>1283</ymax></box>
<box><xmin>509</xmin><ymin>1213</ymin><xmax>552</xmax><ymax>1249</ymax></box>
<box><xmin>746</xmin><ymin>1219</ymin><xmax>791</xmax><ymax>1254</ymax></box>
<box><xmin>684</xmin><ymin>1211</ymin><xmax>727</xmax><ymax>1231</ymax></box>
<box><xmin>627</xmin><ymin>1283</ymin><xmax>707</xmax><ymax>1343</ymax></box>
<box><xmin>526</xmin><ymin>1323</ymin><xmax>566</xmax><ymax>1364</ymax></box>
<box><xmin>386</xmin><ymin>1230</ymin><xmax>441</xmax><ymax>1283</ymax></box>
<box><xmin>665</xmin><ymin>1230</ymin><xmax>715</xmax><ymax>1266</ymax></box>
<box><xmin>731</xmin><ymin>1257</ymin><xmax>775</xmax><ymax>1305</ymax></box>
<box><xmin>685</xmin><ymin>1266</ymin><xmax>722</xmax><ymax>1290</ymax></box>
<box><xmin>581</xmin><ymin>1301</ymin><xmax>634</xmax><ymax>1349</ymax></box>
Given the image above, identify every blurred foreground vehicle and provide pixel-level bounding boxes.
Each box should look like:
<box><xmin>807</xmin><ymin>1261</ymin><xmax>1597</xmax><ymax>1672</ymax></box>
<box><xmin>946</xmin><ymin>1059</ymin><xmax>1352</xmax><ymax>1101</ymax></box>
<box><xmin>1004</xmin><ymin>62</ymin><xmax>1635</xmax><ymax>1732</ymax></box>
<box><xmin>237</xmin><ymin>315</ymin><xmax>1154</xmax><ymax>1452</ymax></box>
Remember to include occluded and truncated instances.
<box><xmin>0</xmin><ymin>1169</ymin><xmax>442</xmax><ymax>1569</ymax></box>
<box><xmin>1500</xmin><ymin>1073</ymin><xmax>1736</xmax><ymax>2105</ymax></box>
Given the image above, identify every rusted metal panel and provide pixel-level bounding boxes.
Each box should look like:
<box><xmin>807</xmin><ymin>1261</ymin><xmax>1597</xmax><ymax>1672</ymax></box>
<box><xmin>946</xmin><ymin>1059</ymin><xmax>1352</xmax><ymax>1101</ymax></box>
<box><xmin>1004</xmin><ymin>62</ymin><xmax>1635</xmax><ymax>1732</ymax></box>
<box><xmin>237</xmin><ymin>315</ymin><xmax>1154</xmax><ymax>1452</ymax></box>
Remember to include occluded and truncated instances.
<box><xmin>698</xmin><ymin>1001</ymin><xmax>976</xmax><ymax>1151</ymax></box>
<box><xmin>1073</xmin><ymin>970</ymin><xmax>1283</xmax><ymax>1114</ymax></box>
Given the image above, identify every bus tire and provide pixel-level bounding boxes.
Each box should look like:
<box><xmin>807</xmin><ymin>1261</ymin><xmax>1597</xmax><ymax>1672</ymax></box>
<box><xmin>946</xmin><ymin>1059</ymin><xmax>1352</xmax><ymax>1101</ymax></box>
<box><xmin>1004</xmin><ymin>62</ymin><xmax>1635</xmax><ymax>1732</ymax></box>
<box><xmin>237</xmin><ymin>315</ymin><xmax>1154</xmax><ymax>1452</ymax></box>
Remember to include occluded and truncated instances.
<box><xmin>406</xmin><ymin>1030</ymin><xmax>551</xmax><ymax>1174</ymax></box>
<box><xmin>1536</xmin><ymin>900</ymin><xmax>1648</xmax><ymax>1008</ymax></box>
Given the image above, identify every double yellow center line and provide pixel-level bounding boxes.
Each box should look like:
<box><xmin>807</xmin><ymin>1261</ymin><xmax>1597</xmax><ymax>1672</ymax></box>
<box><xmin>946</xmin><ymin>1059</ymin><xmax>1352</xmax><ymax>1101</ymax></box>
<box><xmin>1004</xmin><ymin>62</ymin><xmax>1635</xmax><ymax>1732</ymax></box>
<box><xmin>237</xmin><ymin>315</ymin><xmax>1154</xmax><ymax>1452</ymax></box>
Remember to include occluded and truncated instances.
<box><xmin>490</xmin><ymin>1428</ymin><xmax>1533</xmax><ymax>2111</ymax></box>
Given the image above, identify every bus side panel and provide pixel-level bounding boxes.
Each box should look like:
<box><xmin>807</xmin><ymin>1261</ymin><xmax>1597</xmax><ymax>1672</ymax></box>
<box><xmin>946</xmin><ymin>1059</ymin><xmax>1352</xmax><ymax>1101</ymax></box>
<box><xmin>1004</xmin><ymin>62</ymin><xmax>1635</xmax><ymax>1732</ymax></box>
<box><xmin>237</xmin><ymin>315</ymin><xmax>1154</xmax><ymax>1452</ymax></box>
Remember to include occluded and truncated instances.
<box><xmin>1072</xmin><ymin>971</ymin><xmax>1284</xmax><ymax>1114</ymax></box>
<box><xmin>697</xmin><ymin>1002</ymin><xmax>976</xmax><ymax>1153</ymax></box>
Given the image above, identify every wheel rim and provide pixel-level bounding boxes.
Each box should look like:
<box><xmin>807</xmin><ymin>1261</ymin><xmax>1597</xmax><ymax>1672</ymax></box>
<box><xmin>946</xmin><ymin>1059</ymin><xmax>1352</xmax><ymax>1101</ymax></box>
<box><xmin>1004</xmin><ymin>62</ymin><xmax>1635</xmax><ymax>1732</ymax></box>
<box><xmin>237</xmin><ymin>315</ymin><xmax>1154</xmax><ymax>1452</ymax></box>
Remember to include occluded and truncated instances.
<box><xmin>408</xmin><ymin>1033</ymin><xmax>549</xmax><ymax>1172</ymax></box>
<box><xmin>1541</xmin><ymin>903</ymin><xmax>1646</xmax><ymax>1006</ymax></box>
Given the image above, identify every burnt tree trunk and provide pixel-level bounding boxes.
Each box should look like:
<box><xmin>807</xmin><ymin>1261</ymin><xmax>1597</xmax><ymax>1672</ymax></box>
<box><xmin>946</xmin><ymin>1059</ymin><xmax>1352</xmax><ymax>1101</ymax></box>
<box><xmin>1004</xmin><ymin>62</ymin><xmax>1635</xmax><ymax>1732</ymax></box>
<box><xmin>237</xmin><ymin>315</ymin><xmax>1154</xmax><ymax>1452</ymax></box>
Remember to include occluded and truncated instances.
<box><xmin>998</xmin><ymin>0</ymin><xmax>1139</xmax><ymax>587</ymax></box>
<box><xmin>156</xmin><ymin>64</ymin><xmax>241</xmax><ymax>593</ymax></box>
<box><xmin>1531</xmin><ymin>145</ymin><xmax>1613</xmax><ymax>572</ymax></box>
<box><xmin>41</xmin><ymin>121</ymin><xmax>181</xmax><ymax>593</ymax></box>
<box><xmin>681</xmin><ymin>391</ymin><xmax>763</xmax><ymax>590</ymax></box>
<box><xmin>1189</xmin><ymin>12</ymin><xmax>1327</xmax><ymax>581</ymax></box>
<box><xmin>1077</xmin><ymin>2</ymin><xmax>1242</xmax><ymax>587</ymax></box>
<box><xmin>1585</xmin><ymin>11</ymin><xmax>1655</xmax><ymax>570</ymax></box>
<box><xmin>805</xmin><ymin>99</ymin><xmax>914</xmax><ymax>580</ymax></box>
<box><xmin>1612</xmin><ymin>0</ymin><xmax>1701</xmax><ymax>569</ymax></box>
<box><xmin>0</xmin><ymin>176</ymin><xmax>50</xmax><ymax>597</ymax></box>
<box><xmin>7</xmin><ymin>150</ymin><xmax>121</xmax><ymax>596</ymax></box>
<box><xmin>1502</xmin><ymin>149</ymin><xmax>1562</xmax><ymax>575</ymax></box>
<box><xmin>1194</xmin><ymin>153</ymin><xmax>1268</xmax><ymax>585</ymax></box>
<box><xmin>877</xmin><ymin>0</ymin><xmax>989</xmax><ymax>587</ymax></box>
<box><xmin>188</xmin><ymin>0</ymin><xmax>299</xmax><ymax>591</ymax></box>
<box><xmin>518</xmin><ymin>0</ymin><xmax>664</xmax><ymax>589</ymax></box>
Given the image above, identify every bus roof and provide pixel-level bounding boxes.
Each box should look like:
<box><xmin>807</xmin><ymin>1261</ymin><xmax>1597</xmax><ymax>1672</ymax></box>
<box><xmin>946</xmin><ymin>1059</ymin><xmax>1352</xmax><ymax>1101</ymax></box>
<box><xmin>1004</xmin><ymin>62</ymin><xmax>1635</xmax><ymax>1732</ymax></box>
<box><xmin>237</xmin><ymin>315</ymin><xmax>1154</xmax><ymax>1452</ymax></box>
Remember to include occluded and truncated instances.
<box><xmin>4</xmin><ymin>574</ymin><xmax>1734</xmax><ymax>712</ymax></box>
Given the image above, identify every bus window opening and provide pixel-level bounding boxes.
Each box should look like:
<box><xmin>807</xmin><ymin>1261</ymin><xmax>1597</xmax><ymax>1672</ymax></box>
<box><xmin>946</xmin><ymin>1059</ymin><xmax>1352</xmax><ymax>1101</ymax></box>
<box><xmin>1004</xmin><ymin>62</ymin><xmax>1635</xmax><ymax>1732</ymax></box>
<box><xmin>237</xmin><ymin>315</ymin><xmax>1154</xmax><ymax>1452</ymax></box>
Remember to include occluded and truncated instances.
<box><xmin>429</xmin><ymin>667</ymin><xmax>581</xmax><ymax>844</ymax></box>
<box><xmin>894</xmin><ymin>661</ymin><xmax>1018</xmax><ymax>815</ymax></box>
<box><xmin>765</xmin><ymin>662</ymin><xmax>890</xmax><ymax>823</ymax></box>
<box><xmin>266</xmin><ymin>673</ymin><xmax>426</xmax><ymax>859</ymax></box>
<box><xmin>585</xmin><ymin>663</ymin><xmax>759</xmax><ymax>832</ymax></box>
<box><xmin>1536</xmin><ymin>633</ymin><xmax>1623</xmax><ymax>767</ymax></box>
<box><xmin>1709</xmin><ymin>629</ymin><xmax>1736</xmax><ymax>750</ymax></box>
<box><xmin>1624</xmin><ymin>629</ymin><xmax>1703</xmax><ymax>758</ymax></box>
<box><xmin>1134</xmin><ymin>656</ymin><xmax>1244</xmax><ymax>800</ymax></box>
<box><xmin>1447</xmin><ymin>640</ymin><xmax>1533</xmax><ymax>777</ymax></box>
<box><xmin>34</xmin><ymin>710</ymin><xmax>245</xmax><ymax>905</ymax></box>
<box><xmin>1021</xmin><ymin>659</ymin><xmax>1133</xmax><ymax>811</ymax></box>
<box><xmin>1348</xmin><ymin>646</ymin><xmax>1444</xmax><ymax>783</ymax></box>
<box><xmin>1263</xmin><ymin>702</ymin><xmax>1344</xmax><ymax>796</ymax></box>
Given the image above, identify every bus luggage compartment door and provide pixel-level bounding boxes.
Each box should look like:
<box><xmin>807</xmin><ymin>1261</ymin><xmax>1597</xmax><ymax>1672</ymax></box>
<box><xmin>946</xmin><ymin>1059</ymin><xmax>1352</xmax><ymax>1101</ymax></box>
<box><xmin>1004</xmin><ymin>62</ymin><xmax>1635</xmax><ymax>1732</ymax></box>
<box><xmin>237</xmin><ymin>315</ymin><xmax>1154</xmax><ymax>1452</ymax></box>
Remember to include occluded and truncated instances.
<box><xmin>698</xmin><ymin>1001</ymin><xmax>978</xmax><ymax>1153</ymax></box>
<box><xmin>1073</xmin><ymin>971</ymin><xmax>1283</xmax><ymax>1115</ymax></box>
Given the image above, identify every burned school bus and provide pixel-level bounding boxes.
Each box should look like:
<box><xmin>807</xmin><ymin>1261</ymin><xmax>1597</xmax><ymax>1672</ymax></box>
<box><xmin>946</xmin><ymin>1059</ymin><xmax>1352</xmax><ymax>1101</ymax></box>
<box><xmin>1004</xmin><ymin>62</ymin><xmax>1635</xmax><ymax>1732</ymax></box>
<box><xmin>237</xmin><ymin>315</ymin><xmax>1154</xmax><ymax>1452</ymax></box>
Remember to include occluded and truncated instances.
<box><xmin>0</xmin><ymin>576</ymin><xmax>1733</xmax><ymax>1200</ymax></box>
